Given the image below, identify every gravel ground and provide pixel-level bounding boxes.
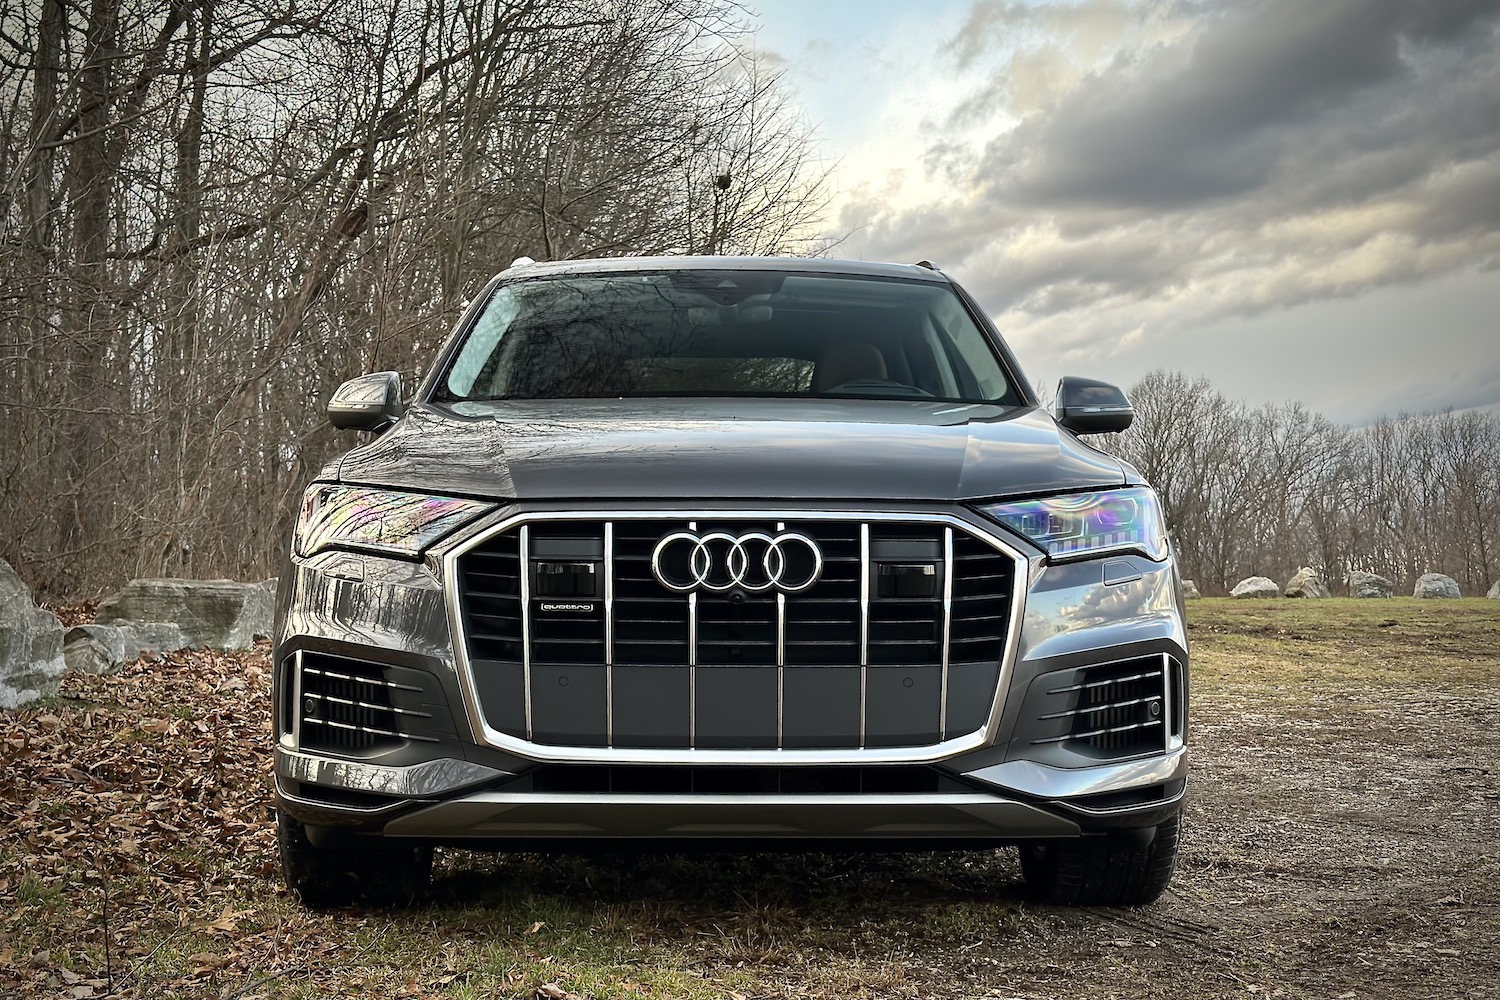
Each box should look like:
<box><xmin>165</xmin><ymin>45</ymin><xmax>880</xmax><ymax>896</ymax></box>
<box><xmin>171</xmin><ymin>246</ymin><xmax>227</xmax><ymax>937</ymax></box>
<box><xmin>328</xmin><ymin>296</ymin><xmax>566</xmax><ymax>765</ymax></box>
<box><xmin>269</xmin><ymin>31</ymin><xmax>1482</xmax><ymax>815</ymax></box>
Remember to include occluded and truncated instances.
<box><xmin>3</xmin><ymin>599</ymin><xmax>1497</xmax><ymax>999</ymax></box>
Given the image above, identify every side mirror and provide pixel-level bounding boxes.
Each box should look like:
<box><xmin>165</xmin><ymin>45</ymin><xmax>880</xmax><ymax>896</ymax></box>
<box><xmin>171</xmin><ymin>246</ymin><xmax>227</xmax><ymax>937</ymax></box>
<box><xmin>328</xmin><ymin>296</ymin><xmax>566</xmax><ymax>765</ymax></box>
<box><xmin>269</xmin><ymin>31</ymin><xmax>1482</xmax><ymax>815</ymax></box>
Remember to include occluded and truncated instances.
<box><xmin>328</xmin><ymin>371</ymin><xmax>404</xmax><ymax>432</ymax></box>
<box><xmin>1053</xmin><ymin>376</ymin><xmax>1134</xmax><ymax>434</ymax></box>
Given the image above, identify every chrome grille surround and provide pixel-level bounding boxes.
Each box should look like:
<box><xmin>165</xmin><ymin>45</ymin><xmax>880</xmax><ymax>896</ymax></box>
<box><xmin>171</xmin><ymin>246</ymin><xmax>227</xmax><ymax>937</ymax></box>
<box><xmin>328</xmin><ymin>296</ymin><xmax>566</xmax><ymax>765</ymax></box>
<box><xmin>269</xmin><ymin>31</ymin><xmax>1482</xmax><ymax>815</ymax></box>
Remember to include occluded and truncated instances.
<box><xmin>441</xmin><ymin>508</ymin><xmax>1030</xmax><ymax>764</ymax></box>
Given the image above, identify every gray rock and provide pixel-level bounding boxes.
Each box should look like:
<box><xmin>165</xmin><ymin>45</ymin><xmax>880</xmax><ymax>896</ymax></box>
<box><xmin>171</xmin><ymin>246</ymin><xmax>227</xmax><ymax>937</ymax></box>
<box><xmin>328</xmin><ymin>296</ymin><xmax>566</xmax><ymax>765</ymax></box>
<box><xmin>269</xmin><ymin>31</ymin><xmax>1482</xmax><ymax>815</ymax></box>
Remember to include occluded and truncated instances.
<box><xmin>63</xmin><ymin>624</ymin><xmax>127</xmax><ymax>675</ymax></box>
<box><xmin>1488</xmin><ymin>580</ymin><xmax>1500</xmax><ymax>600</ymax></box>
<box><xmin>1231</xmin><ymin>576</ymin><xmax>1280</xmax><ymax>598</ymax></box>
<box><xmin>1284</xmin><ymin>567</ymin><xmax>1331</xmax><ymax>599</ymax></box>
<box><xmin>116</xmin><ymin>621</ymin><xmax>185</xmax><ymax>659</ymax></box>
<box><xmin>97</xmin><ymin>578</ymin><xmax>273</xmax><ymax>649</ymax></box>
<box><xmin>0</xmin><ymin>559</ymin><xmax>66</xmax><ymax>708</ymax></box>
<box><xmin>1181</xmin><ymin>579</ymin><xmax>1201</xmax><ymax>600</ymax></box>
<box><xmin>1346</xmin><ymin>571</ymin><xmax>1394</xmax><ymax>599</ymax></box>
<box><xmin>1413</xmin><ymin>573</ymin><xmax>1461</xmax><ymax>599</ymax></box>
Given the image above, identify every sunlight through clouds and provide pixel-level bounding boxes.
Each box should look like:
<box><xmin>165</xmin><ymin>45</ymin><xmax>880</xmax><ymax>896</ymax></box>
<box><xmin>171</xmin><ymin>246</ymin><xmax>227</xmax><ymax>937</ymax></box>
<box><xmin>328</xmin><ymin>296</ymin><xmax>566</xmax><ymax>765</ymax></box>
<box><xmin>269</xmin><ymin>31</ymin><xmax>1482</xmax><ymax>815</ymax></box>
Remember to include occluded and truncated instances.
<box><xmin>750</xmin><ymin>0</ymin><xmax>1500</xmax><ymax>423</ymax></box>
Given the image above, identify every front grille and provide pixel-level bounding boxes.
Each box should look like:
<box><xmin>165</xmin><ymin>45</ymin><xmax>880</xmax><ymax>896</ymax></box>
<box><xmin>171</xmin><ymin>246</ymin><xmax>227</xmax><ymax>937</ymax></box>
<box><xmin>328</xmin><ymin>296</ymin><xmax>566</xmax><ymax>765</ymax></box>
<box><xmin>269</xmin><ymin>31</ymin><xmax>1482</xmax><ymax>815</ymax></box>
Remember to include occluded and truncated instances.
<box><xmin>290</xmin><ymin>652</ymin><xmax>443</xmax><ymax>755</ymax></box>
<box><xmin>454</xmin><ymin>514</ymin><xmax>1019</xmax><ymax>752</ymax></box>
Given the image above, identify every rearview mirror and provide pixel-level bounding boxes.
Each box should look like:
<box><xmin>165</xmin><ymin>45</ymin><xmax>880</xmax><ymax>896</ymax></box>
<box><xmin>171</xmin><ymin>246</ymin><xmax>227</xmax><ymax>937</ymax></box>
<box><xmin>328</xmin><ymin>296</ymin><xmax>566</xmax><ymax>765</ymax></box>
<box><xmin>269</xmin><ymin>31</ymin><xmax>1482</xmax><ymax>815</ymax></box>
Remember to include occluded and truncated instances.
<box><xmin>328</xmin><ymin>371</ymin><xmax>404</xmax><ymax>432</ymax></box>
<box><xmin>1053</xmin><ymin>376</ymin><xmax>1134</xmax><ymax>434</ymax></box>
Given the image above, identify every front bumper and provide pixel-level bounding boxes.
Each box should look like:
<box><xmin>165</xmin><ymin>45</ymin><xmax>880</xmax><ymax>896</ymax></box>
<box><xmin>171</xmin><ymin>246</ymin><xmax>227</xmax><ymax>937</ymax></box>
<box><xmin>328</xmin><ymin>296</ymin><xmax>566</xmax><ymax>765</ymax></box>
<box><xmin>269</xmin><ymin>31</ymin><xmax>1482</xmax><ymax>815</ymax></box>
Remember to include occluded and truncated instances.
<box><xmin>274</xmin><ymin>743</ymin><xmax>1187</xmax><ymax>840</ymax></box>
<box><xmin>273</xmin><ymin>503</ymin><xmax>1189</xmax><ymax>843</ymax></box>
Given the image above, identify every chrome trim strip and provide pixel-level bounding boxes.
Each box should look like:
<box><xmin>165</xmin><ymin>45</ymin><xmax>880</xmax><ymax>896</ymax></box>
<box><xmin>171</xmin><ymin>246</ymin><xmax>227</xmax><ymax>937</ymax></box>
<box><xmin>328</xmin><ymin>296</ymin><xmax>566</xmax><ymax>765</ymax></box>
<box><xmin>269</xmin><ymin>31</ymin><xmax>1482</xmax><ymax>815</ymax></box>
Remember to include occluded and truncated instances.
<box><xmin>302</xmin><ymin>692</ymin><xmax>431</xmax><ymax>718</ymax></box>
<box><xmin>940</xmin><ymin>526</ymin><xmax>953</xmax><ymax>739</ymax></box>
<box><xmin>302</xmin><ymin>717</ymin><xmax>440</xmax><ymax>742</ymax></box>
<box><xmin>519</xmin><ymin>523</ymin><xmax>533</xmax><ymax>740</ymax></box>
<box><xmin>303</xmin><ymin>666</ymin><xmax>422</xmax><ymax>693</ymax></box>
<box><xmin>1048</xmin><ymin>669</ymin><xmax>1159</xmax><ymax>694</ymax></box>
<box><xmin>442</xmin><ymin>507</ymin><xmax>1030</xmax><ymax>765</ymax></box>
<box><xmin>964</xmin><ymin>746</ymin><xmax>1187</xmax><ymax>800</ymax></box>
<box><xmin>777</xmin><ymin>591</ymin><xmax>786</xmax><ymax>748</ymax></box>
<box><xmin>1057</xmin><ymin>777</ymin><xmax>1187</xmax><ymax>817</ymax></box>
<box><xmin>290</xmin><ymin>648</ymin><xmax>304</xmax><ymax>750</ymax></box>
<box><xmin>688</xmin><ymin>590</ymin><xmax>697</xmax><ymax>746</ymax></box>
<box><xmin>276</xmin><ymin>782</ymin><xmax>411</xmax><ymax>819</ymax></box>
<box><xmin>778</xmin><ymin>520</ymin><xmax>786</xmax><ymax>748</ymax></box>
<box><xmin>859</xmin><ymin>521</ymin><xmax>870</xmax><ymax>749</ymax></box>
<box><xmin>1163</xmin><ymin>652</ymin><xmax>1180</xmax><ymax>752</ymax></box>
<box><xmin>1030</xmin><ymin>719</ymin><xmax>1162</xmax><ymax>745</ymax></box>
<box><xmin>1039</xmin><ymin>695</ymin><xmax>1159</xmax><ymax>721</ymax></box>
<box><xmin>277</xmin><ymin>747</ymin><xmax>507</xmax><ymax>798</ymax></box>
<box><xmin>604</xmin><ymin>521</ymin><xmax>615</xmax><ymax>748</ymax></box>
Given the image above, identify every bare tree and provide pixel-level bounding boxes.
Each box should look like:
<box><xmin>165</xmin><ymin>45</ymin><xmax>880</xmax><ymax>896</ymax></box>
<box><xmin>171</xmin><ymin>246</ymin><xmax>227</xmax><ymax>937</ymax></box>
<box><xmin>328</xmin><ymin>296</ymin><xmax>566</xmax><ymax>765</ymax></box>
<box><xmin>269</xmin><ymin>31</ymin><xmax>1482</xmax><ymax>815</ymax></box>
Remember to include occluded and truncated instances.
<box><xmin>0</xmin><ymin>0</ymin><xmax>831</xmax><ymax>596</ymax></box>
<box><xmin>1103</xmin><ymin>370</ymin><xmax>1500</xmax><ymax>595</ymax></box>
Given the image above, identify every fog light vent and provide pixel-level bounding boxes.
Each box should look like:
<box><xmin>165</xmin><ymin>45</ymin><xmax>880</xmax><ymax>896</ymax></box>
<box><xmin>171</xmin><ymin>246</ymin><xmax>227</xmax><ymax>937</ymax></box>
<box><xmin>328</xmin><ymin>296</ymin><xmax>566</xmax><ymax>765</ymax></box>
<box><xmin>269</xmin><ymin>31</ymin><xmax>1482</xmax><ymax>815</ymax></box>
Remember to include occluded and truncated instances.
<box><xmin>293</xmin><ymin>653</ymin><xmax>437</xmax><ymax>754</ymax></box>
<box><xmin>1033</xmin><ymin>655</ymin><xmax>1171</xmax><ymax>758</ymax></box>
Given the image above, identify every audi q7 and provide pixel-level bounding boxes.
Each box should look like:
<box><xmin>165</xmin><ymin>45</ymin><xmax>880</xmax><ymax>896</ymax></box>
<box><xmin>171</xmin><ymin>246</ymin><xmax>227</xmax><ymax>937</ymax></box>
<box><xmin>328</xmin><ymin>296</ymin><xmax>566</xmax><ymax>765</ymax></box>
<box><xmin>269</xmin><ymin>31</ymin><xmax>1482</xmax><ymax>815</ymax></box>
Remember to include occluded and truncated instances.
<box><xmin>273</xmin><ymin>256</ymin><xmax>1188</xmax><ymax>907</ymax></box>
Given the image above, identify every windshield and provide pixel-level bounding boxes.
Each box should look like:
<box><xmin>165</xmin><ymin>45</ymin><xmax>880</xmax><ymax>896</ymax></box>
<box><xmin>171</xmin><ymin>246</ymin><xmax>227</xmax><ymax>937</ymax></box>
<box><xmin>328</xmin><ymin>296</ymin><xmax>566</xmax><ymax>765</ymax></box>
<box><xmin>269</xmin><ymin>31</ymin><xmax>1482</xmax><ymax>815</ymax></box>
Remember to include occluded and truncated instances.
<box><xmin>435</xmin><ymin>269</ymin><xmax>1019</xmax><ymax>405</ymax></box>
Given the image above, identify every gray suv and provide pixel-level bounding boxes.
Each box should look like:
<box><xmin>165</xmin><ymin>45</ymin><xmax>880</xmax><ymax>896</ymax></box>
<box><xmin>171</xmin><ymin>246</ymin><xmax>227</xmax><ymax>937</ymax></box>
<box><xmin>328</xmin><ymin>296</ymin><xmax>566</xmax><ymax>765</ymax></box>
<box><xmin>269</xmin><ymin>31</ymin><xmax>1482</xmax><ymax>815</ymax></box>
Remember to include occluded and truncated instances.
<box><xmin>273</xmin><ymin>256</ymin><xmax>1188</xmax><ymax>907</ymax></box>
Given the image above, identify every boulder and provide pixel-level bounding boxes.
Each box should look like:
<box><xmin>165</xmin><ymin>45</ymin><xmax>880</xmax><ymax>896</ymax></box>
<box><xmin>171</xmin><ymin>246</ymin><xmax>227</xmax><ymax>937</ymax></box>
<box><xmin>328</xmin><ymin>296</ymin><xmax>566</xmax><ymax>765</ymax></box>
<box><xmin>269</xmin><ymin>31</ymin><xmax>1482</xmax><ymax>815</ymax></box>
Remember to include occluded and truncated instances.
<box><xmin>96</xmin><ymin>578</ymin><xmax>273</xmax><ymax>650</ymax></box>
<box><xmin>63</xmin><ymin>624</ymin><xmax>127</xmax><ymax>675</ymax></box>
<box><xmin>1346</xmin><ymin>571</ymin><xmax>1394</xmax><ymax>599</ymax></box>
<box><xmin>1230</xmin><ymin>576</ymin><xmax>1280</xmax><ymax>599</ymax></box>
<box><xmin>1284</xmin><ymin>567</ymin><xmax>1331</xmax><ymax>598</ymax></box>
<box><xmin>1413</xmin><ymin>573</ymin><xmax>1461</xmax><ymax>599</ymax></box>
<box><xmin>1488</xmin><ymin>580</ymin><xmax>1500</xmax><ymax>600</ymax></box>
<box><xmin>0</xmin><ymin>559</ymin><xmax>66</xmax><ymax>708</ymax></box>
<box><xmin>116</xmin><ymin>622</ymin><xmax>186</xmax><ymax>659</ymax></box>
<box><xmin>1181</xmin><ymin>579</ymin><xmax>1201</xmax><ymax>600</ymax></box>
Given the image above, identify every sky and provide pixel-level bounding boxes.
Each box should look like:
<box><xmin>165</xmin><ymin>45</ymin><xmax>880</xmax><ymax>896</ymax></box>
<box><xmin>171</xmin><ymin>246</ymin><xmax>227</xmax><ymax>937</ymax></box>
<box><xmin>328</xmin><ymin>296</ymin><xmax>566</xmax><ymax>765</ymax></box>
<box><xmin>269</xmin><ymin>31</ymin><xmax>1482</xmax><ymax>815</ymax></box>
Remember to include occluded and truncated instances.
<box><xmin>745</xmin><ymin>0</ymin><xmax>1500</xmax><ymax>425</ymax></box>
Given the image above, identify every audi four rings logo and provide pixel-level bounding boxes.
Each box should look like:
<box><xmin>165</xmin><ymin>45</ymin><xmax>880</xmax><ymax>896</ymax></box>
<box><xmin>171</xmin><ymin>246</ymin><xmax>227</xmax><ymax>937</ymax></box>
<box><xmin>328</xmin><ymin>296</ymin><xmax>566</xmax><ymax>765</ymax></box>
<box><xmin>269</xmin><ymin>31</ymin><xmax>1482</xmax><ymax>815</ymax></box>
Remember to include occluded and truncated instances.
<box><xmin>651</xmin><ymin>530</ymin><xmax>823</xmax><ymax>594</ymax></box>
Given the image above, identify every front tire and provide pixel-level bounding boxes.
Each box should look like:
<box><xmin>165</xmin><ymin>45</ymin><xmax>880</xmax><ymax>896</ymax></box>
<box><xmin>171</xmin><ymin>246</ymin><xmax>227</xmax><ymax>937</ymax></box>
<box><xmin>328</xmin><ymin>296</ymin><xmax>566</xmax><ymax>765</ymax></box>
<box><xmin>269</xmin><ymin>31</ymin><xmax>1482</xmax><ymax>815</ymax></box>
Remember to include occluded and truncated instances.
<box><xmin>276</xmin><ymin>809</ymin><xmax>432</xmax><ymax>908</ymax></box>
<box><xmin>1019</xmin><ymin>813</ymin><xmax>1181</xmax><ymax>906</ymax></box>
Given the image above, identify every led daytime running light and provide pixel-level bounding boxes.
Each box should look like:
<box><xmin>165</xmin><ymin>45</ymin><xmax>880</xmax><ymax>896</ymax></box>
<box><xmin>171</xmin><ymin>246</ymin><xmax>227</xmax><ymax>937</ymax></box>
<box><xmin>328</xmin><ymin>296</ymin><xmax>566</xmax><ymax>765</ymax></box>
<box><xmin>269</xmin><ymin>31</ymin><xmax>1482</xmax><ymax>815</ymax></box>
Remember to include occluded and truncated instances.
<box><xmin>979</xmin><ymin>487</ymin><xmax>1167</xmax><ymax>562</ymax></box>
<box><xmin>296</xmin><ymin>485</ymin><xmax>493</xmax><ymax>558</ymax></box>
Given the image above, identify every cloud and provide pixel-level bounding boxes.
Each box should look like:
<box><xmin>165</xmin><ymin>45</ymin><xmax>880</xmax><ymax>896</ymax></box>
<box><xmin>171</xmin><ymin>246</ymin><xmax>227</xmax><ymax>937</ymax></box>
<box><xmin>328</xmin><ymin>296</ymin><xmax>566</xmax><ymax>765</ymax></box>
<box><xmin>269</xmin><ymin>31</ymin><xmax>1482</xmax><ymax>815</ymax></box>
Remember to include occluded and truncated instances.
<box><xmin>838</xmin><ymin>0</ymin><xmax>1500</xmax><ymax>337</ymax></box>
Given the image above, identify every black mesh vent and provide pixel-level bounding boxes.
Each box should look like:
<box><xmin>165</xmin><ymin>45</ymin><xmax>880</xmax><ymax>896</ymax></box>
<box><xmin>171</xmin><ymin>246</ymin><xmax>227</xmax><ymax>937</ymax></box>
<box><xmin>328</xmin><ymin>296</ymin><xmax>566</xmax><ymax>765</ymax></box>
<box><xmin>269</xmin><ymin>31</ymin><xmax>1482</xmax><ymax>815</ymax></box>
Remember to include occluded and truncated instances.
<box><xmin>294</xmin><ymin>653</ymin><xmax>438</xmax><ymax>754</ymax></box>
<box><xmin>461</xmin><ymin>531</ymin><xmax>523</xmax><ymax>662</ymax></box>
<box><xmin>950</xmin><ymin>534</ymin><xmax>1014</xmax><ymax>660</ymax></box>
<box><xmin>1033</xmin><ymin>656</ymin><xmax>1170</xmax><ymax>758</ymax></box>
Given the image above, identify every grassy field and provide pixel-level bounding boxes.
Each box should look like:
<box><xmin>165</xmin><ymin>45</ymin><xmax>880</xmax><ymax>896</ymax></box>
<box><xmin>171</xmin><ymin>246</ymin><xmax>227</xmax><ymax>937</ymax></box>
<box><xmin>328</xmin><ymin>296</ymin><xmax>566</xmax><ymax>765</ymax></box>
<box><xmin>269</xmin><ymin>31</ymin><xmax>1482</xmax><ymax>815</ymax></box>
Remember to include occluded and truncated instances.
<box><xmin>3</xmin><ymin>598</ymin><xmax>1498</xmax><ymax>999</ymax></box>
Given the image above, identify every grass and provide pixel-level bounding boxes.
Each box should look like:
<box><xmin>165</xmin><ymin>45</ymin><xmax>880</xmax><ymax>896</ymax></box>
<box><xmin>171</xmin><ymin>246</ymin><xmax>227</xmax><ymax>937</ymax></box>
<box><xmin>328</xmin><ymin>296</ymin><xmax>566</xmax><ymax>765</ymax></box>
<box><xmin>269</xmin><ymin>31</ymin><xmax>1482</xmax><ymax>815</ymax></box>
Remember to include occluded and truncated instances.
<box><xmin>1187</xmin><ymin>596</ymin><xmax>1500</xmax><ymax>689</ymax></box>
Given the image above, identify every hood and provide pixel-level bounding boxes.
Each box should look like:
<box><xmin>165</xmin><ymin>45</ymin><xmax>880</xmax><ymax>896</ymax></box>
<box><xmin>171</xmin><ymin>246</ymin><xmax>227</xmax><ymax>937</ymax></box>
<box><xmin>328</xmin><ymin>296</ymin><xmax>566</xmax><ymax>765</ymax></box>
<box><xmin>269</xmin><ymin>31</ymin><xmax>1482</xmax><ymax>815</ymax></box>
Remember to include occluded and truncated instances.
<box><xmin>335</xmin><ymin>398</ymin><xmax>1126</xmax><ymax>503</ymax></box>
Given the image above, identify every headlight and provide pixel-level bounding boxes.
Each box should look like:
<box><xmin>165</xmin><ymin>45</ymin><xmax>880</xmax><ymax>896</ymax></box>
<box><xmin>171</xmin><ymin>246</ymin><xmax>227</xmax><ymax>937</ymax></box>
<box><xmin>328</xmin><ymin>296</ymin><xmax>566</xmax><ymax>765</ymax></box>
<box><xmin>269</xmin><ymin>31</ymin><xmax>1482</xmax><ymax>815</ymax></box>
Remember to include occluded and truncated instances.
<box><xmin>977</xmin><ymin>487</ymin><xmax>1168</xmax><ymax>562</ymax></box>
<box><xmin>295</xmin><ymin>485</ymin><xmax>496</xmax><ymax>559</ymax></box>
